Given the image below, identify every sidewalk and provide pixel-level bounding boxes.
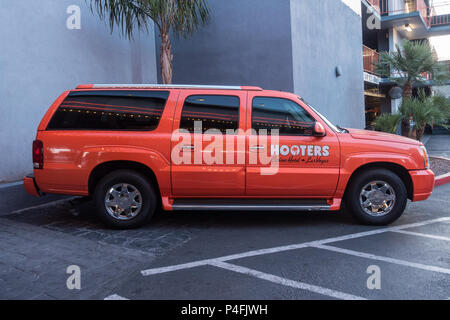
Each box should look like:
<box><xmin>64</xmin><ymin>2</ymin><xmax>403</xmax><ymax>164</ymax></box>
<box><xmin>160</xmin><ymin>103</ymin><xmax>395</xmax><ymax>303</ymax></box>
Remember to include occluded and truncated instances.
<box><xmin>425</xmin><ymin>135</ymin><xmax>450</xmax><ymax>159</ymax></box>
<box><xmin>425</xmin><ymin>135</ymin><xmax>450</xmax><ymax>186</ymax></box>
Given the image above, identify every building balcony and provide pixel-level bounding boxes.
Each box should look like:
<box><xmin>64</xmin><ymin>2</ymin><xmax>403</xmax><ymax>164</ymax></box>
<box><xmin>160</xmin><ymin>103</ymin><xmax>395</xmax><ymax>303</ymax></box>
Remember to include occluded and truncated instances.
<box><xmin>364</xmin><ymin>0</ymin><xmax>450</xmax><ymax>38</ymax></box>
<box><xmin>363</xmin><ymin>45</ymin><xmax>380</xmax><ymax>75</ymax></box>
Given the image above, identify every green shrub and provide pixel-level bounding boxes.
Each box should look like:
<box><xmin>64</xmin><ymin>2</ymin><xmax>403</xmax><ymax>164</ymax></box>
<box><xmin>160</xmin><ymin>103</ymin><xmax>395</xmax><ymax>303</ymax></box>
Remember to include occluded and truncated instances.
<box><xmin>373</xmin><ymin>113</ymin><xmax>402</xmax><ymax>134</ymax></box>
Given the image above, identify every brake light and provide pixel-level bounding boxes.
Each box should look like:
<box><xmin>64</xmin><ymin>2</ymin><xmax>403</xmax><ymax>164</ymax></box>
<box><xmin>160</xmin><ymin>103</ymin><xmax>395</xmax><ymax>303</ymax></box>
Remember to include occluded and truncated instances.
<box><xmin>33</xmin><ymin>140</ymin><xmax>43</xmax><ymax>169</ymax></box>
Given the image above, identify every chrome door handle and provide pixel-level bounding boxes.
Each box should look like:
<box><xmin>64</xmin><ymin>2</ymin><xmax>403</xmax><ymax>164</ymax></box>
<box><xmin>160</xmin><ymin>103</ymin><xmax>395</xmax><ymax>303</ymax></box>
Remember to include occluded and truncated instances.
<box><xmin>180</xmin><ymin>145</ymin><xmax>195</xmax><ymax>150</ymax></box>
<box><xmin>249</xmin><ymin>146</ymin><xmax>265</xmax><ymax>151</ymax></box>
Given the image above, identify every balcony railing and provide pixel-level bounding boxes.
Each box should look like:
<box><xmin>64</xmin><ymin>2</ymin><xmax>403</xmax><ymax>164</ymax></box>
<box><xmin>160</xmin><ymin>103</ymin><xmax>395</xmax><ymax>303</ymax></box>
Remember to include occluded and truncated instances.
<box><xmin>429</xmin><ymin>3</ymin><xmax>450</xmax><ymax>27</ymax></box>
<box><xmin>363</xmin><ymin>45</ymin><xmax>380</xmax><ymax>75</ymax></box>
<box><xmin>366</xmin><ymin>0</ymin><xmax>450</xmax><ymax>28</ymax></box>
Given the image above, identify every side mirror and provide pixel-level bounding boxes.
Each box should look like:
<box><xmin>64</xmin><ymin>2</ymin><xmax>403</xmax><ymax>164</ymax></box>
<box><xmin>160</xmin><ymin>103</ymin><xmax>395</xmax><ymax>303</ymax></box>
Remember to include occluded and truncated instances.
<box><xmin>313</xmin><ymin>122</ymin><xmax>326</xmax><ymax>137</ymax></box>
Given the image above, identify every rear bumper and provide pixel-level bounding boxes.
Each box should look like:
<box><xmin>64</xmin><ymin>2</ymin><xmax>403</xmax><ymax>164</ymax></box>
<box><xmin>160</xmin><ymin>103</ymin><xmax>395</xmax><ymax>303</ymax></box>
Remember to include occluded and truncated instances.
<box><xmin>410</xmin><ymin>169</ymin><xmax>435</xmax><ymax>202</ymax></box>
<box><xmin>23</xmin><ymin>175</ymin><xmax>41</xmax><ymax>197</ymax></box>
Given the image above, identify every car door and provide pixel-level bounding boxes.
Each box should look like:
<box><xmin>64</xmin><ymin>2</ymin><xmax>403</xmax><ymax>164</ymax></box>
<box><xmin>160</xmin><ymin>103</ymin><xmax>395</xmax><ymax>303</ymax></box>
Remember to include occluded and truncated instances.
<box><xmin>171</xmin><ymin>90</ymin><xmax>247</xmax><ymax>196</ymax></box>
<box><xmin>245</xmin><ymin>92</ymin><xmax>340</xmax><ymax>197</ymax></box>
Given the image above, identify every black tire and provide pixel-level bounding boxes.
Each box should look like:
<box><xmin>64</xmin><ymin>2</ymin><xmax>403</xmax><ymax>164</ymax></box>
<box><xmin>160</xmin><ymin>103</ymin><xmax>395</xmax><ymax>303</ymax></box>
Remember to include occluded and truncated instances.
<box><xmin>94</xmin><ymin>170</ymin><xmax>157</xmax><ymax>229</ymax></box>
<box><xmin>345</xmin><ymin>168</ymin><xmax>408</xmax><ymax>225</ymax></box>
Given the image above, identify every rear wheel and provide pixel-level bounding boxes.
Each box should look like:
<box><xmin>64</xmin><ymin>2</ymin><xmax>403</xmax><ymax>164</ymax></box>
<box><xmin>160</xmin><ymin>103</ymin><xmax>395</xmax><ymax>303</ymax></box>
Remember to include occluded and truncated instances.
<box><xmin>94</xmin><ymin>170</ymin><xmax>156</xmax><ymax>229</ymax></box>
<box><xmin>345</xmin><ymin>168</ymin><xmax>407</xmax><ymax>225</ymax></box>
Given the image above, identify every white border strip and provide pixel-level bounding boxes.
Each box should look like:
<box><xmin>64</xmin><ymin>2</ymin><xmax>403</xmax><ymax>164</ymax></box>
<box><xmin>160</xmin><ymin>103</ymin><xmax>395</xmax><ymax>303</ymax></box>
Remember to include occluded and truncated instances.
<box><xmin>141</xmin><ymin>217</ymin><xmax>450</xmax><ymax>276</ymax></box>
<box><xmin>313</xmin><ymin>244</ymin><xmax>450</xmax><ymax>274</ymax></box>
<box><xmin>210</xmin><ymin>261</ymin><xmax>366</xmax><ymax>300</ymax></box>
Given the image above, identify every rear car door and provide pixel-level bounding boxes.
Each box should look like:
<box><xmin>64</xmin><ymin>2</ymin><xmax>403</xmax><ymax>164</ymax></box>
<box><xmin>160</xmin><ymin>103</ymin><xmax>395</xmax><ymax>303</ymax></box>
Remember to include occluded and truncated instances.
<box><xmin>245</xmin><ymin>92</ymin><xmax>340</xmax><ymax>197</ymax></box>
<box><xmin>171</xmin><ymin>90</ymin><xmax>247</xmax><ymax>196</ymax></box>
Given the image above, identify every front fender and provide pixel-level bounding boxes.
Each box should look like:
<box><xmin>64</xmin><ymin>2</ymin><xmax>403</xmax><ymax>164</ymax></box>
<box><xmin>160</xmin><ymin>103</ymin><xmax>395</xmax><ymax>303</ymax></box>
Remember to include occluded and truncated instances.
<box><xmin>335</xmin><ymin>152</ymin><xmax>419</xmax><ymax>197</ymax></box>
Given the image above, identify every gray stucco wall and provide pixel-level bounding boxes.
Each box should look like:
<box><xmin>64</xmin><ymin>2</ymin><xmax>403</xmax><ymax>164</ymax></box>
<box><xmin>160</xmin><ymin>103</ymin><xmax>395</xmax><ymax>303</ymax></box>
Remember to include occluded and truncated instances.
<box><xmin>291</xmin><ymin>0</ymin><xmax>365</xmax><ymax>129</ymax></box>
<box><xmin>160</xmin><ymin>0</ymin><xmax>294</xmax><ymax>92</ymax></box>
<box><xmin>0</xmin><ymin>0</ymin><xmax>157</xmax><ymax>182</ymax></box>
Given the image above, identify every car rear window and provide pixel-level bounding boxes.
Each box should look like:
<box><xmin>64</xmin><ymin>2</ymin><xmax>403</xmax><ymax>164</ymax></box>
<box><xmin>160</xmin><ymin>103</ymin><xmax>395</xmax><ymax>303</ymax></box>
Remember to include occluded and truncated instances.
<box><xmin>46</xmin><ymin>90</ymin><xmax>170</xmax><ymax>131</ymax></box>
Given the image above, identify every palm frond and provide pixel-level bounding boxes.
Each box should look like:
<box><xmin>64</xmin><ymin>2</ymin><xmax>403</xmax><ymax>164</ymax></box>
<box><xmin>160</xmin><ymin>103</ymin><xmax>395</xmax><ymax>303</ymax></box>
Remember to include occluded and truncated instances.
<box><xmin>374</xmin><ymin>39</ymin><xmax>449</xmax><ymax>86</ymax></box>
<box><xmin>373</xmin><ymin>113</ymin><xmax>402</xmax><ymax>134</ymax></box>
<box><xmin>89</xmin><ymin>0</ymin><xmax>210</xmax><ymax>38</ymax></box>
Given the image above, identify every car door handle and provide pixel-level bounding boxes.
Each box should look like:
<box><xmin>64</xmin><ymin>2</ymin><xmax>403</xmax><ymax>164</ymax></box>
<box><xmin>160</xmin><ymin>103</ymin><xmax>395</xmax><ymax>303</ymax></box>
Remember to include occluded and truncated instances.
<box><xmin>249</xmin><ymin>146</ymin><xmax>265</xmax><ymax>151</ymax></box>
<box><xmin>180</xmin><ymin>145</ymin><xmax>195</xmax><ymax>150</ymax></box>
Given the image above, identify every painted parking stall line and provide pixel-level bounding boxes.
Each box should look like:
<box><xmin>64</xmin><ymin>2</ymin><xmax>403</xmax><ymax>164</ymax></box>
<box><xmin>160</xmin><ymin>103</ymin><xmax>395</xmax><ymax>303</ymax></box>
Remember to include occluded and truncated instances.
<box><xmin>9</xmin><ymin>196</ymin><xmax>80</xmax><ymax>215</ymax></box>
<box><xmin>393</xmin><ymin>230</ymin><xmax>450</xmax><ymax>242</ymax></box>
<box><xmin>141</xmin><ymin>217</ymin><xmax>450</xmax><ymax>276</ymax></box>
<box><xmin>210</xmin><ymin>261</ymin><xmax>366</xmax><ymax>300</ymax></box>
<box><xmin>104</xmin><ymin>294</ymin><xmax>129</xmax><ymax>300</ymax></box>
<box><xmin>311</xmin><ymin>244</ymin><xmax>450</xmax><ymax>275</ymax></box>
<box><xmin>0</xmin><ymin>181</ymin><xmax>23</xmax><ymax>189</ymax></box>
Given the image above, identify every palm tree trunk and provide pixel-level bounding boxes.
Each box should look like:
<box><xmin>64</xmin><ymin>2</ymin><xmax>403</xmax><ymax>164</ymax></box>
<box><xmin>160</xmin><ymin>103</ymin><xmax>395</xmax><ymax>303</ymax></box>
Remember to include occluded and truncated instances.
<box><xmin>416</xmin><ymin>125</ymin><xmax>425</xmax><ymax>141</ymax></box>
<box><xmin>402</xmin><ymin>80</ymin><xmax>412</xmax><ymax>98</ymax></box>
<box><xmin>401</xmin><ymin>80</ymin><xmax>413</xmax><ymax>138</ymax></box>
<box><xmin>160</xmin><ymin>32</ymin><xmax>173</xmax><ymax>84</ymax></box>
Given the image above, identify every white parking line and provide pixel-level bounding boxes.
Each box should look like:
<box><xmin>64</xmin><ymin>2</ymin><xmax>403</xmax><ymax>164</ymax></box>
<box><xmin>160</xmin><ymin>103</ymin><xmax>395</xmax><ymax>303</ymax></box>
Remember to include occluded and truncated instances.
<box><xmin>312</xmin><ymin>244</ymin><xmax>450</xmax><ymax>275</ymax></box>
<box><xmin>393</xmin><ymin>230</ymin><xmax>450</xmax><ymax>242</ymax></box>
<box><xmin>104</xmin><ymin>294</ymin><xmax>129</xmax><ymax>300</ymax></box>
<box><xmin>210</xmin><ymin>261</ymin><xmax>366</xmax><ymax>300</ymax></box>
<box><xmin>141</xmin><ymin>217</ymin><xmax>450</xmax><ymax>276</ymax></box>
<box><xmin>0</xmin><ymin>181</ymin><xmax>23</xmax><ymax>189</ymax></box>
<box><xmin>9</xmin><ymin>196</ymin><xmax>80</xmax><ymax>215</ymax></box>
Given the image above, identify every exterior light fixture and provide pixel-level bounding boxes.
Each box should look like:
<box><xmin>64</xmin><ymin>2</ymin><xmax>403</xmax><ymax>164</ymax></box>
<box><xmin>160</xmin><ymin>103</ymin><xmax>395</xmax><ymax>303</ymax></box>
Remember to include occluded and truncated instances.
<box><xmin>405</xmin><ymin>24</ymin><xmax>413</xmax><ymax>32</ymax></box>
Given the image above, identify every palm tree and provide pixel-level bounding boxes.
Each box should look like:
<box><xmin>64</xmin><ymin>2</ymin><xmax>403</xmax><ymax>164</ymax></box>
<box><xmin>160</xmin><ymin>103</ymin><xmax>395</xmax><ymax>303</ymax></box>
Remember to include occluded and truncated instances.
<box><xmin>375</xmin><ymin>39</ymin><xmax>448</xmax><ymax>98</ymax></box>
<box><xmin>399</xmin><ymin>90</ymin><xmax>450</xmax><ymax>141</ymax></box>
<box><xmin>373</xmin><ymin>113</ymin><xmax>402</xmax><ymax>134</ymax></box>
<box><xmin>90</xmin><ymin>0</ymin><xmax>210</xmax><ymax>84</ymax></box>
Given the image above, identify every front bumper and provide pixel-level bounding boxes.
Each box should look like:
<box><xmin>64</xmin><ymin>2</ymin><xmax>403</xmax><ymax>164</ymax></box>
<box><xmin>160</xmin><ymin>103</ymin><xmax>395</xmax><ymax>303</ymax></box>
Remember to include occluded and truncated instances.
<box><xmin>410</xmin><ymin>169</ymin><xmax>435</xmax><ymax>202</ymax></box>
<box><xmin>23</xmin><ymin>175</ymin><xmax>41</xmax><ymax>197</ymax></box>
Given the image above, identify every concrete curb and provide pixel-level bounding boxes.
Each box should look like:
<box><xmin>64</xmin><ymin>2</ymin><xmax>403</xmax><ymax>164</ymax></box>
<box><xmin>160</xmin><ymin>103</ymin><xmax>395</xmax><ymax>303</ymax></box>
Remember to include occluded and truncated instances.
<box><xmin>435</xmin><ymin>172</ymin><xmax>450</xmax><ymax>187</ymax></box>
<box><xmin>430</xmin><ymin>155</ymin><xmax>450</xmax><ymax>161</ymax></box>
<box><xmin>429</xmin><ymin>156</ymin><xmax>450</xmax><ymax>187</ymax></box>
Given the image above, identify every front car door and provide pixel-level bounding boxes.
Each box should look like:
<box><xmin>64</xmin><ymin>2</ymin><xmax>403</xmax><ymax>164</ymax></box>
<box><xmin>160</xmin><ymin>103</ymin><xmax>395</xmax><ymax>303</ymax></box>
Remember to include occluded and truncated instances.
<box><xmin>171</xmin><ymin>90</ymin><xmax>247</xmax><ymax>197</ymax></box>
<box><xmin>245</xmin><ymin>92</ymin><xmax>340</xmax><ymax>197</ymax></box>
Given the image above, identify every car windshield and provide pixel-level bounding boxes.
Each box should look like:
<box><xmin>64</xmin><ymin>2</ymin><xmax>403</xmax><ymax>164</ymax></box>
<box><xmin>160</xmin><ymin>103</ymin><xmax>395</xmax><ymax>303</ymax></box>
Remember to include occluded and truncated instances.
<box><xmin>298</xmin><ymin>97</ymin><xmax>345</xmax><ymax>133</ymax></box>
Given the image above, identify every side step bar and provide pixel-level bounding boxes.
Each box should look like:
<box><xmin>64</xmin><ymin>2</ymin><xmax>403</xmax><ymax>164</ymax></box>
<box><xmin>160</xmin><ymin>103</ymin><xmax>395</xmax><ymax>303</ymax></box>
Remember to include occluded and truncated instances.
<box><xmin>171</xmin><ymin>199</ymin><xmax>331</xmax><ymax>211</ymax></box>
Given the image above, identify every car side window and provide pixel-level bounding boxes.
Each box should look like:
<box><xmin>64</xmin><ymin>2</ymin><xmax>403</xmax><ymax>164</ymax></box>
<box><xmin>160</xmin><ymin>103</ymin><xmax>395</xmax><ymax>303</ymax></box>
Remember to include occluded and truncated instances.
<box><xmin>46</xmin><ymin>90</ymin><xmax>169</xmax><ymax>131</ymax></box>
<box><xmin>179</xmin><ymin>95</ymin><xmax>240</xmax><ymax>134</ymax></box>
<box><xmin>252</xmin><ymin>97</ymin><xmax>315</xmax><ymax>136</ymax></box>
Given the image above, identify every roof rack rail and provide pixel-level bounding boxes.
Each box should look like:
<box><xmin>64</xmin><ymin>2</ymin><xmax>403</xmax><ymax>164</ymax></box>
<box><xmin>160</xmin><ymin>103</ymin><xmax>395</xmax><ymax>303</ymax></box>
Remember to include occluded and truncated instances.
<box><xmin>75</xmin><ymin>84</ymin><xmax>263</xmax><ymax>91</ymax></box>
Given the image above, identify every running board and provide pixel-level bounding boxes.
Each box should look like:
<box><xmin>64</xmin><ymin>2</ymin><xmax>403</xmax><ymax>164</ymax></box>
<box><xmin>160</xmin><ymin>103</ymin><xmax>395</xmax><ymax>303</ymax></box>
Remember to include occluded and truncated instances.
<box><xmin>171</xmin><ymin>199</ymin><xmax>331</xmax><ymax>211</ymax></box>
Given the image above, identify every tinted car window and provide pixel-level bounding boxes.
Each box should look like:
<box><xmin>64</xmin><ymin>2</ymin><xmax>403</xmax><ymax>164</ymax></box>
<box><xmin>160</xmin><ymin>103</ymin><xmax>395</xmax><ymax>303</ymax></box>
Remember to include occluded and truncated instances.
<box><xmin>47</xmin><ymin>90</ymin><xmax>169</xmax><ymax>131</ymax></box>
<box><xmin>252</xmin><ymin>97</ymin><xmax>315</xmax><ymax>135</ymax></box>
<box><xmin>179</xmin><ymin>95</ymin><xmax>240</xmax><ymax>134</ymax></box>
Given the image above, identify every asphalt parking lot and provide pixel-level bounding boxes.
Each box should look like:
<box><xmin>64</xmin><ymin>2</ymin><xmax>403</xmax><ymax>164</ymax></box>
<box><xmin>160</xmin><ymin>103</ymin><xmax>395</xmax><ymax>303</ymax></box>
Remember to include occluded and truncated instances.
<box><xmin>0</xmin><ymin>182</ymin><xmax>449</xmax><ymax>300</ymax></box>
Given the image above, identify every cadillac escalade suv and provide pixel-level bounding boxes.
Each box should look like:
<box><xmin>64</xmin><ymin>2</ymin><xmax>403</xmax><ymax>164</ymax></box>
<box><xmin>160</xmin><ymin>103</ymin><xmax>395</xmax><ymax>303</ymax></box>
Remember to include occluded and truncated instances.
<box><xmin>24</xmin><ymin>84</ymin><xmax>434</xmax><ymax>228</ymax></box>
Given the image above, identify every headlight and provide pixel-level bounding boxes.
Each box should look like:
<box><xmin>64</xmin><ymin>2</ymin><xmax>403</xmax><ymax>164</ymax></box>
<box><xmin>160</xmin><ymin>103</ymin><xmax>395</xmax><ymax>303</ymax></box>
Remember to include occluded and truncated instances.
<box><xmin>420</xmin><ymin>146</ymin><xmax>430</xmax><ymax>169</ymax></box>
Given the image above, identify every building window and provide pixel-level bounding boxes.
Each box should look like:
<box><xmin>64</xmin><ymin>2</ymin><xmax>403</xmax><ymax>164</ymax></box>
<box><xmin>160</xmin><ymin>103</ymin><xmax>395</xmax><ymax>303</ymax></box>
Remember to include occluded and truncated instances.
<box><xmin>252</xmin><ymin>97</ymin><xmax>315</xmax><ymax>136</ymax></box>
<box><xmin>47</xmin><ymin>90</ymin><xmax>169</xmax><ymax>131</ymax></box>
<box><xmin>179</xmin><ymin>95</ymin><xmax>240</xmax><ymax>134</ymax></box>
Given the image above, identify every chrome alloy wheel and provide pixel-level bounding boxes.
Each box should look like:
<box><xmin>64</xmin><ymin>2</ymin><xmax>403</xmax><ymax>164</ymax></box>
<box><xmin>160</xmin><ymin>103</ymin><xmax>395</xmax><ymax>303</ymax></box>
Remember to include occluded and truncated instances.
<box><xmin>104</xmin><ymin>183</ymin><xmax>143</xmax><ymax>220</ymax></box>
<box><xmin>359</xmin><ymin>181</ymin><xmax>396</xmax><ymax>217</ymax></box>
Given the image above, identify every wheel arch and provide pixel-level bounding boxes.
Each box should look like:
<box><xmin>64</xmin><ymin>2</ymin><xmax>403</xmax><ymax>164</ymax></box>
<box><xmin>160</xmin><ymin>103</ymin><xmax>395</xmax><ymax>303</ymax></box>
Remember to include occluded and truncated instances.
<box><xmin>88</xmin><ymin>160</ymin><xmax>161</xmax><ymax>199</ymax></box>
<box><xmin>344</xmin><ymin>162</ymin><xmax>413</xmax><ymax>200</ymax></box>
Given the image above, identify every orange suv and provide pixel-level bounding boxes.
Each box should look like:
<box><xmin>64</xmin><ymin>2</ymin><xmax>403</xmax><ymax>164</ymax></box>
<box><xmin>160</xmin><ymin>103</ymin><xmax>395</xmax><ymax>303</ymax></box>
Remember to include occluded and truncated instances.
<box><xmin>24</xmin><ymin>84</ymin><xmax>434</xmax><ymax>228</ymax></box>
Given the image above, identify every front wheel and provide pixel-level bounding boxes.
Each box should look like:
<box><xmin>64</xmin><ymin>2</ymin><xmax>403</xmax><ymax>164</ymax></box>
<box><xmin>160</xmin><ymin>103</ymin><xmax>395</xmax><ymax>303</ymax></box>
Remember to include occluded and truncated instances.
<box><xmin>345</xmin><ymin>168</ymin><xmax>408</xmax><ymax>225</ymax></box>
<box><xmin>94</xmin><ymin>170</ymin><xmax>157</xmax><ymax>229</ymax></box>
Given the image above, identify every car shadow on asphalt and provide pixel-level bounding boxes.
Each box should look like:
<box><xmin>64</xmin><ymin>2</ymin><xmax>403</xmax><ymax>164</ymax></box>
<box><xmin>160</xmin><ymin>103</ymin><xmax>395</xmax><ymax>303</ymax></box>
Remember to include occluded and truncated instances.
<box><xmin>2</xmin><ymin>197</ymin><xmax>357</xmax><ymax>255</ymax></box>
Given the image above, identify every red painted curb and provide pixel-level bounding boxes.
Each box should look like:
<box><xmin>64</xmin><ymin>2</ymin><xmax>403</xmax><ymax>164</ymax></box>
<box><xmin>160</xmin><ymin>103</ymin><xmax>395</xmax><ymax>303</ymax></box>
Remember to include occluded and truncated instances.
<box><xmin>435</xmin><ymin>173</ymin><xmax>450</xmax><ymax>187</ymax></box>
